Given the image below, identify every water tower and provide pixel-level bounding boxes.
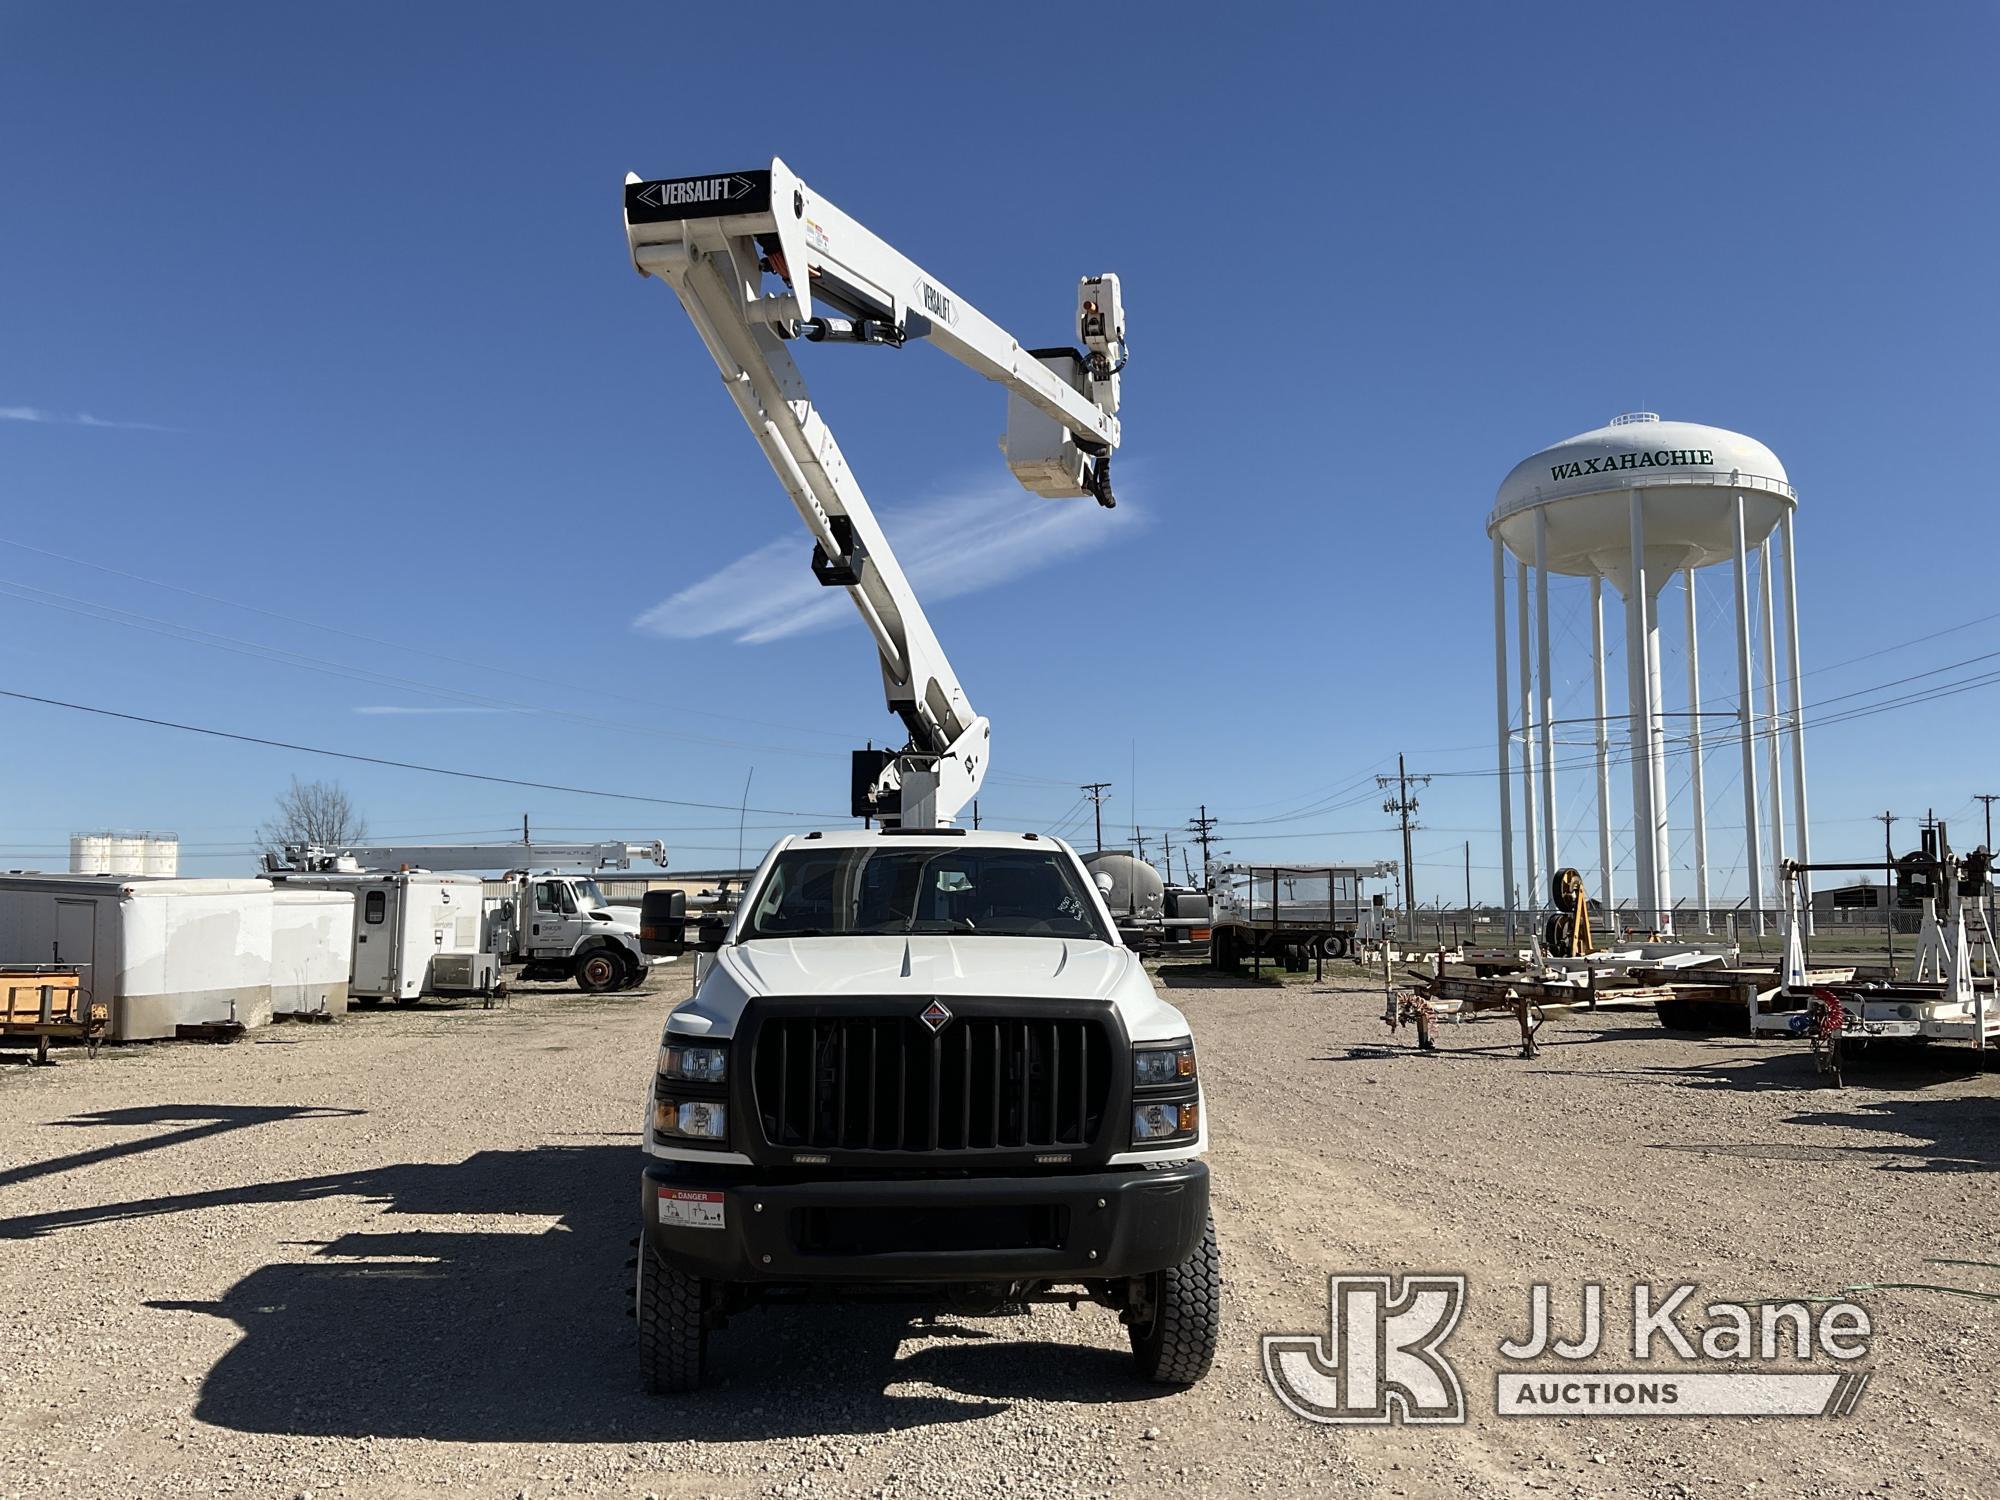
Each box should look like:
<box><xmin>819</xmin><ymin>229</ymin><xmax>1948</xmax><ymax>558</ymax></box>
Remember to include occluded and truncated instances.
<box><xmin>1488</xmin><ymin>414</ymin><xmax>1808</xmax><ymax>935</ymax></box>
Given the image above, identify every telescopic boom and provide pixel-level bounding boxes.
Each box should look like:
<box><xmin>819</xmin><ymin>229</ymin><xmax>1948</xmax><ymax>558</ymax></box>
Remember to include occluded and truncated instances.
<box><xmin>622</xmin><ymin>158</ymin><xmax>1126</xmax><ymax>827</ymax></box>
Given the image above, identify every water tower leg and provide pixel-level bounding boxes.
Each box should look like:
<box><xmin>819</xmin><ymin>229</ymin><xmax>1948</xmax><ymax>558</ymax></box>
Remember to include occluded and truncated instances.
<box><xmin>1684</xmin><ymin>568</ymin><xmax>1712</xmax><ymax>933</ymax></box>
<box><xmin>1517</xmin><ymin>559</ymin><xmax>1541</xmax><ymax>921</ymax></box>
<box><xmin>1625</xmin><ymin>493</ymin><xmax>1657</xmax><ymax>926</ymax></box>
<box><xmin>1759</xmin><ymin>542</ymin><xmax>1788</xmax><ymax>884</ymax></box>
<box><xmin>1493</xmin><ymin>536</ymin><xmax>1516</xmax><ymax>939</ymax></box>
<box><xmin>1534</xmin><ymin>512</ymin><xmax>1561</xmax><ymax>882</ymax></box>
<box><xmin>1591</xmin><ymin>578</ymin><xmax>1616</xmax><ymax>922</ymax></box>
<box><xmin>1732</xmin><ymin>495</ymin><xmax>1766</xmax><ymax>936</ymax></box>
<box><xmin>1781</xmin><ymin>510</ymin><xmax>1813</xmax><ymax>935</ymax></box>
<box><xmin>1646</xmin><ymin>587</ymin><xmax>1674</xmax><ymax>933</ymax></box>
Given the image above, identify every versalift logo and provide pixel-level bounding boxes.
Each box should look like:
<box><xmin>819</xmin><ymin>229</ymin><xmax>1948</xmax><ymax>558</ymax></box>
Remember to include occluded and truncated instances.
<box><xmin>634</xmin><ymin>175</ymin><xmax>757</xmax><ymax>210</ymax></box>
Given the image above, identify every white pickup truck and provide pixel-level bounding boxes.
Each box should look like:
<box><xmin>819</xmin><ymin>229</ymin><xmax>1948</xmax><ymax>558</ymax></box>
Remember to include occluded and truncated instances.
<box><xmin>634</xmin><ymin>827</ymin><xmax>1219</xmax><ymax>1392</ymax></box>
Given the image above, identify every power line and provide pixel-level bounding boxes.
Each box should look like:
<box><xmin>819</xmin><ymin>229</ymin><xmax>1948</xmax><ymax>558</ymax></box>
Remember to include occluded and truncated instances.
<box><xmin>0</xmin><ymin>688</ymin><xmax>849</xmax><ymax>819</ymax></box>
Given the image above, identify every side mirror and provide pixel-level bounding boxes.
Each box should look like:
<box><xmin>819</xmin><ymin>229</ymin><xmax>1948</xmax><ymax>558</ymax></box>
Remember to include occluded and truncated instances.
<box><xmin>1093</xmin><ymin>871</ymin><xmax>1116</xmax><ymax>897</ymax></box>
<box><xmin>696</xmin><ymin>916</ymin><xmax>728</xmax><ymax>953</ymax></box>
<box><xmin>639</xmin><ymin>890</ymin><xmax>689</xmax><ymax>956</ymax></box>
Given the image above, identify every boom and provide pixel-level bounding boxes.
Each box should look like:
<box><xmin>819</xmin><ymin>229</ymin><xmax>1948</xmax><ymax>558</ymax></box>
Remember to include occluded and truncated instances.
<box><xmin>622</xmin><ymin>158</ymin><xmax>1125</xmax><ymax>827</ymax></box>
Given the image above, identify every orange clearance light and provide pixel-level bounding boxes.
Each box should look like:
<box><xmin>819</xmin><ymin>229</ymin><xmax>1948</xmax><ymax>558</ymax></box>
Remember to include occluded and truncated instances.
<box><xmin>1178</xmin><ymin>1102</ymin><xmax>1200</xmax><ymax>1133</ymax></box>
<box><xmin>1176</xmin><ymin>1052</ymin><xmax>1196</xmax><ymax>1079</ymax></box>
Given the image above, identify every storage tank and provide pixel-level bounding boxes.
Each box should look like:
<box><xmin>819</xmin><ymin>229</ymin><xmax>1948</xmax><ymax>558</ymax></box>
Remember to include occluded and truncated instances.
<box><xmin>1489</xmin><ymin>413</ymin><xmax>1808</xmax><ymax>937</ymax></box>
<box><xmin>69</xmin><ymin>831</ymin><xmax>179</xmax><ymax>877</ymax></box>
<box><xmin>1081</xmin><ymin>850</ymin><xmax>1165</xmax><ymax>923</ymax></box>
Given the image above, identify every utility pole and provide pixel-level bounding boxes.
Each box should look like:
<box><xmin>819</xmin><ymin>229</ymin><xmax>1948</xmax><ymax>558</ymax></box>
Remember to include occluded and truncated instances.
<box><xmin>971</xmin><ymin>800</ymin><xmax>980</xmax><ymax>830</ymax></box>
<box><xmin>1080</xmin><ymin>783</ymin><xmax>1112</xmax><ymax>854</ymax></box>
<box><xmin>1875</xmin><ymin>810</ymin><xmax>1897</xmax><ymax>969</ymax></box>
<box><xmin>1188</xmin><ymin>805</ymin><xmax>1218</xmax><ymax>873</ymax></box>
<box><xmin>1465</xmin><ymin>840</ymin><xmax>1473</xmax><ymax>920</ymax></box>
<box><xmin>1133</xmin><ymin>827</ymin><xmax>1148</xmax><ymax>862</ymax></box>
<box><xmin>1378</xmin><ymin>753</ymin><xmax>1431</xmax><ymax>930</ymax></box>
<box><xmin>1160</xmin><ymin>827</ymin><xmax>1174</xmax><ymax>884</ymax></box>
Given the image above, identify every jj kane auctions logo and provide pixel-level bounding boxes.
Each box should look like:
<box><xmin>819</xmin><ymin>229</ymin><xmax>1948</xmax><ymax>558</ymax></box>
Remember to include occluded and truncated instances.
<box><xmin>1264</xmin><ymin>1275</ymin><xmax>1872</xmax><ymax>1424</ymax></box>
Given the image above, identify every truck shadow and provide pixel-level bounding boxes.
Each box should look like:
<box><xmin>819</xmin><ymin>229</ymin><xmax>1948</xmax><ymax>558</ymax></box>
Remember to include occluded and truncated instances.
<box><xmin>117</xmin><ymin>1143</ymin><xmax>1161</xmax><ymax>1442</ymax></box>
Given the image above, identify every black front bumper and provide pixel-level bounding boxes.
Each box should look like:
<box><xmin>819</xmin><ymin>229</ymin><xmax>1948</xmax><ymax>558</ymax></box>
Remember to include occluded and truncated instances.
<box><xmin>642</xmin><ymin>1159</ymin><xmax>1209</xmax><ymax>1284</ymax></box>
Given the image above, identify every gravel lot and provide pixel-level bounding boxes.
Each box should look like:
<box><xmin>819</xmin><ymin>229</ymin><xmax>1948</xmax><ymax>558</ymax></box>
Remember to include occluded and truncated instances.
<box><xmin>2</xmin><ymin>963</ymin><xmax>1996</xmax><ymax>1499</ymax></box>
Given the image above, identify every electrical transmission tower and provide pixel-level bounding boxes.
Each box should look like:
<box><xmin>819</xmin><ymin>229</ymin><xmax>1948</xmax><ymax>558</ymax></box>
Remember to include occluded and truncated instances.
<box><xmin>1378</xmin><ymin>753</ymin><xmax>1431</xmax><ymax>928</ymax></box>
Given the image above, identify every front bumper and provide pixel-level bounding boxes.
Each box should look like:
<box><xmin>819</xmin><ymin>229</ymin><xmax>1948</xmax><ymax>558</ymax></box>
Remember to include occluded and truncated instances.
<box><xmin>642</xmin><ymin>1159</ymin><xmax>1209</xmax><ymax>1284</ymax></box>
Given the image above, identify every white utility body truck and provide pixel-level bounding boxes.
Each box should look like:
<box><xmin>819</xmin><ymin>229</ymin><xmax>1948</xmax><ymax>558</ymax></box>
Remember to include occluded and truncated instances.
<box><xmin>271</xmin><ymin>840</ymin><xmax>664</xmax><ymax>993</ymax></box>
<box><xmin>623</xmin><ymin>158</ymin><xmax>1217</xmax><ymax>1393</ymax></box>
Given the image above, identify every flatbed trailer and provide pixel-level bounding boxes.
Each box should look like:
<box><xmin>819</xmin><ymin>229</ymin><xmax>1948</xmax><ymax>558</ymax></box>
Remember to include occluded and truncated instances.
<box><xmin>0</xmin><ymin>964</ymin><xmax>105</xmax><ymax>1064</ymax></box>
<box><xmin>1207</xmin><ymin>861</ymin><xmax>1395</xmax><ymax>972</ymax></box>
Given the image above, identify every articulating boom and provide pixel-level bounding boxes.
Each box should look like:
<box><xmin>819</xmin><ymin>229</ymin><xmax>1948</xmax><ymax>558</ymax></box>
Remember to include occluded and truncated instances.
<box><xmin>622</xmin><ymin>158</ymin><xmax>1125</xmax><ymax>827</ymax></box>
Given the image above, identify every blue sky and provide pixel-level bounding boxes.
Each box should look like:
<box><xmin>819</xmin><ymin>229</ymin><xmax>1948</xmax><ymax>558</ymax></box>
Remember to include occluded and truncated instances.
<box><xmin>2</xmin><ymin>3</ymin><xmax>1995</xmax><ymax>899</ymax></box>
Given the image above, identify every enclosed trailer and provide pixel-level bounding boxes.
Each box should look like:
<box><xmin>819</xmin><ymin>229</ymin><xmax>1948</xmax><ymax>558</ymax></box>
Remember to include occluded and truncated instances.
<box><xmin>268</xmin><ymin>870</ymin><xmax>497</xmax><ymax>1004</ymax></box>
<box><xmin>0</xmin><ymin>873</ymin><xmax>275</xmax><ymax>1040</ymax></box>
<box><xmin>270</xmin><ymin>886</ymin><xmax>355</xmax><ymax>1018</ymax></box>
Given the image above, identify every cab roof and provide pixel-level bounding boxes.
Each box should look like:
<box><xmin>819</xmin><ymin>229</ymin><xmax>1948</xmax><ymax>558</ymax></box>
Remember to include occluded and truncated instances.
<box><xmin>777</xmin><ymin>827</ymin><xmax>1073</xmax><ymax>853</ymax></box>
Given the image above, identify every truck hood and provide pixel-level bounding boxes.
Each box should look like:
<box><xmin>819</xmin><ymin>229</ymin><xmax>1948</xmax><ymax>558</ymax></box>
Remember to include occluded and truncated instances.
<box><xmin>725</xmin><ymin>935</ymin><xmax>1134</xmax><ymax>1000</ymax></box>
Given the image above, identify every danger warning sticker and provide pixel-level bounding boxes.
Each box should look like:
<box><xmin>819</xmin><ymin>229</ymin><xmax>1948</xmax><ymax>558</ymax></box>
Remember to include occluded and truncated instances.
<box><xmin>658</xmin><ymin>1189</ymin><xmax>726</xmax><ymax>1230</ymax></box>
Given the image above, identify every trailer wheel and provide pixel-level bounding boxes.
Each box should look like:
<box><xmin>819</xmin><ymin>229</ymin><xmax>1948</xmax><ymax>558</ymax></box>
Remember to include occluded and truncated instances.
<box><xmin>637</xmin><ymin>1243</ymin><xmax>709</xmax><ymax>1394</ymax></box>
<box><xmin>576</xmin><ymin>948</ymin><xmax>623</xmax><ymax>993</ymax></box>
<box><xmin>1322</xmin><ymin>933</ymin><xmax>1350</xmax><ymax>960</ymax></box>
<box><xmin>1128</xmin><ymin>1216</ymin><xmax>1221</xmax><ymax>1386</ymax></box>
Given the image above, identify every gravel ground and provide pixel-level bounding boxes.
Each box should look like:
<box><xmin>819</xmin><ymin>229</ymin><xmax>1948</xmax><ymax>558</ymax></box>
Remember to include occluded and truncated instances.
<box><xmin>2</xmin><ymin>963</ymin><xmax>1996</xmax><ymax>1499</ymax></box>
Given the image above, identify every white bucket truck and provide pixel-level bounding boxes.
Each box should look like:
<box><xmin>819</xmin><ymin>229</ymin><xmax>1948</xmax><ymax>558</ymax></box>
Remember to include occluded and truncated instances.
<box><xmin>620</xmin><ymin>157</ymin><xmax>1217</xmax><ymax>1393</ymax></box>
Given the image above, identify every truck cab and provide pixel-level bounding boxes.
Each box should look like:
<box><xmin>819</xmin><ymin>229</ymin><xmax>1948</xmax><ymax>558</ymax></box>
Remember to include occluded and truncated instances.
<box><xmin>635</xmin><ymin>827</ymin><xmax>1218</xmax><ymax>1392</ymax></box>
<box><xmin>503</xmin><ymin>872</ymin><xmax>652</xmax><ymax>992</ymax></box>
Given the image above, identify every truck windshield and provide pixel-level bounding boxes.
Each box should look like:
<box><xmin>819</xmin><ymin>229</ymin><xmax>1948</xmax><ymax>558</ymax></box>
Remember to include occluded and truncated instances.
<box><xmin>572</xmin><ymin>880</ymin><xmax>607</xmax><ymax>910</ymax></box>
<box><xmin>741</xmin><ymin>846</ymin><xmax>1114</xmax><ymax>943</ymax></box>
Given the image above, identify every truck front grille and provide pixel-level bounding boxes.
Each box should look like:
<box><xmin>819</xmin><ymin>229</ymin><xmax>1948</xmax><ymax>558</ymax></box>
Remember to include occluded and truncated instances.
<box><xmin>751</xmin><ymin>1013</ymin><xmax>1111</xmax><ymax>1155</ymax></box>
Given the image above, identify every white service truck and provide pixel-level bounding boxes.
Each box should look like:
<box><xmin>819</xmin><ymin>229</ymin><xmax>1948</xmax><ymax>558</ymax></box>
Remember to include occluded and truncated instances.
<box><xmin>272</xmin><ymin>841</ymin><xmax>664</xmax><ymax>993</ymax></box>
<box><xmin>622</xmin><ymin>157</ymin><xmax>1218</xmax><ymax>1393</ymax></box>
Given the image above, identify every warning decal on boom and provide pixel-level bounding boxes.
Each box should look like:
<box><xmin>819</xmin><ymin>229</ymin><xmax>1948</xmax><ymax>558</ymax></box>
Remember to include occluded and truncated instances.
<box><xmin>626</xmin><ymin>172</ymin><xmax>773</xmax><ymax>224</ymax></box>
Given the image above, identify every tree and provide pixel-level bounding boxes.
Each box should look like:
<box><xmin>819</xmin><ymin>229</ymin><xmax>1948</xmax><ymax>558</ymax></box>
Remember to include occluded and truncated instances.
<box><xmin>257</xmin><ymin>778</ymin><xmax>368</xmax><ymax>862</ymax></box>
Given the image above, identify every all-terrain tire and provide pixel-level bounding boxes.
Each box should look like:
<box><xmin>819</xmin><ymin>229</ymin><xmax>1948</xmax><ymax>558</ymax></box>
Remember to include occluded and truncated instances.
<box><xmin>637</xmin><ymin>1243</ymin><xmax>707</xmax><ymax>1394</ymax></box>
<box><xmin>576</xmin><ymin>948</ymin><xmax>623</xmax><ymax>993</ymax></box>
<box><xmin>1130</xmin><ymin>1216</ymin><xmax>1222</xmax><ymax>1385</ymax></box>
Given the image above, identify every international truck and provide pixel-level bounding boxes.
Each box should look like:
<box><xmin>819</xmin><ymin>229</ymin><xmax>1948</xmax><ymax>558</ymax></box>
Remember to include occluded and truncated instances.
<box><xmin>621</xmin><ymin>157</ymin><xmax>1218</xmax><ymax>1392</ymax></box>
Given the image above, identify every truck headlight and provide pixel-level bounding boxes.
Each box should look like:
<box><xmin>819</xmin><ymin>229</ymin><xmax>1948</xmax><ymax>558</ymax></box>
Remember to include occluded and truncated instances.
<box><xmin>1132</xmin><ymin>1099</ymin><xmax>1199</xmax><ymax>1144</ymax></box>
<box><xmin>658</xmin><ymin>1041</ymin><xmax>728</xmax><ymax>1084</ymax></box>
<box><xmin>653</xmin><ymin>1098</ymin><xmax>728</xmax><ymax>1142</ymax></box>
<box><xmin>1133</xmin><ymin>1042</ymin><xmax>1196</xmax><ymax>1088</ymax></box>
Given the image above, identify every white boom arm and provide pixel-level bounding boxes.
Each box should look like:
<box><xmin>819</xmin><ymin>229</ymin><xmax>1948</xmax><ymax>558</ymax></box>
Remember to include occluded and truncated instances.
<box><xmin>622</xmin><ymin>158</ymin><xmax>1125</xmax><ymax>827</ymax></box>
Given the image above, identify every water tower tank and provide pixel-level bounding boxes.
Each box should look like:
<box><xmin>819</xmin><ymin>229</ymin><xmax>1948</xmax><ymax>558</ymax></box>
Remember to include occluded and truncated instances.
<box><xmin>1486</xmin><ymin>413</ymin><xmax>1809</xmax><ymax>942</ymax></box>
<box><xmin>1491</xmin><ymin>413</ymin><xmax>1793</xmax><ymax>598</ymax></box>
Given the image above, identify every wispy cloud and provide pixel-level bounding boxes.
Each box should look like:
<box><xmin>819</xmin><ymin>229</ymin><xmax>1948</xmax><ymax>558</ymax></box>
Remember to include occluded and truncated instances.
<box><xmin>635</xmin><ymin>485</ymin><xmax>1144</xmax><ymax>645</ymax></box>
<box><xmin>1</xmin><ymin>405</ymin><xmax>179</xmax><ymax>432</ymax></box>
<box><xmin>352</xmin><ymin>705</ymin><xmax>510</xmax><ymax>716</ymax></box>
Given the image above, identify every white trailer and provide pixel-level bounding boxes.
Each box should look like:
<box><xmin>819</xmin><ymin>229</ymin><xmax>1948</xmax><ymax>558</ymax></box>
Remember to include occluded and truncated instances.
<box><xmin>271</xmin><ymin>886</ymin><xmax>355</xmax><ymax>1019</ymax></box>
<box><xmin>267</xmin><ymin>870</ymin><xmax>498</xmax><ymax>1005</ymax></box>
<box><xmin>0</xmin><ymin>873</ymin><xmax>276</xmax><ymax>1040</ymax></box>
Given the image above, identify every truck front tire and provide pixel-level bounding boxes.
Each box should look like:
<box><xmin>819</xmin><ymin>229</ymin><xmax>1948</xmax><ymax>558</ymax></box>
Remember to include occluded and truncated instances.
<box><xmin>1128</xmin><ymin>1215</ymin><xmax>1221</xmax><ymax>1385</ymax></box>
<box><xmin>577</xmin><ymin>949</ymin><xmax>624</xmax><ymax>993</ymax></box>
<box><xmin>637</xmin><ymin>1243</ymin><xmax>709</xmax><ymax>1393</ymax></box>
